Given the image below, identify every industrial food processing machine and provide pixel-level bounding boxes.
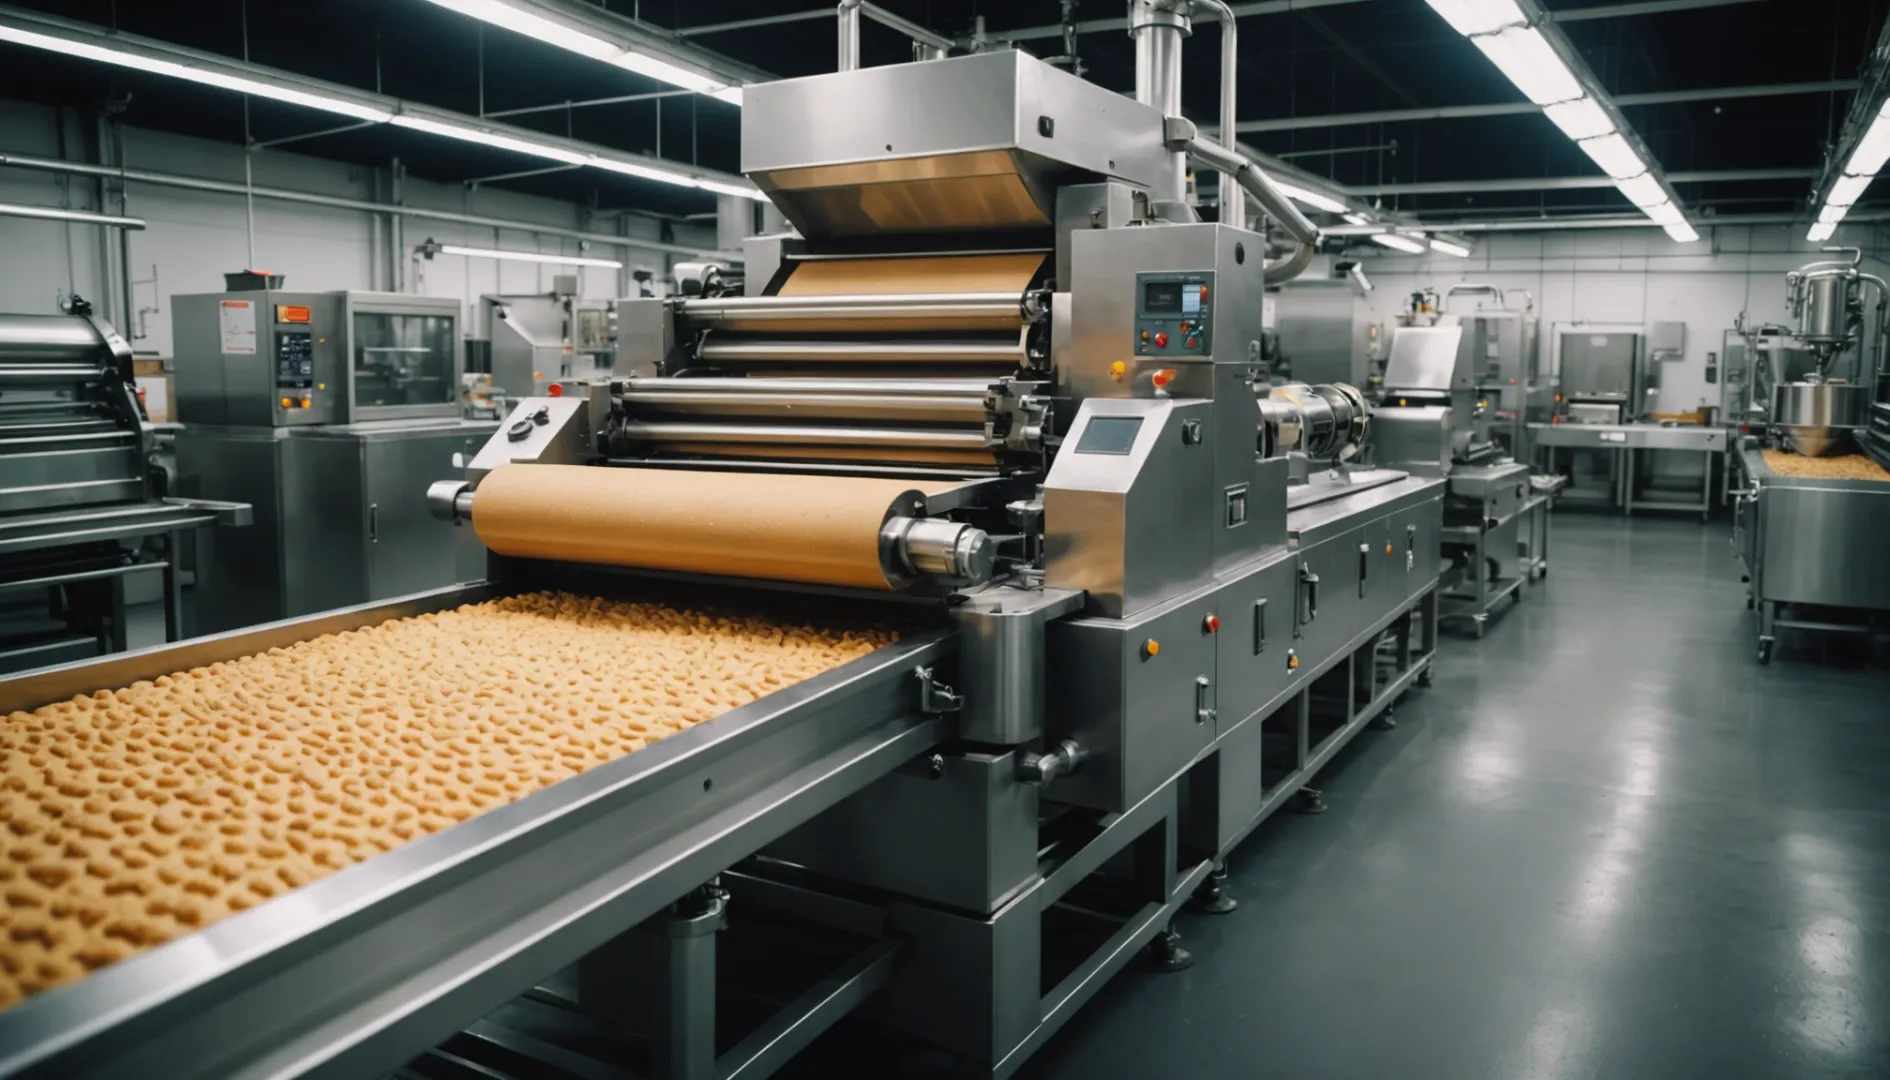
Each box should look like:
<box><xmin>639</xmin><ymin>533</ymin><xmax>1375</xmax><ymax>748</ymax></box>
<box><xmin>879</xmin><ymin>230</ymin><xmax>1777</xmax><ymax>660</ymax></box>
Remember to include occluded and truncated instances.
<box><xmin>170</xmin><ymin>283</ymin><xmax>497</xmax><ymax>632</ymax></box>
<box><xmin>0</xmin><ymin>19</ymin><xmax>1443</xmax><ymax>1080</ymax></box>
<box><xmin>476</xmin><ymin>276</ymin><xmax>623</xmax><ymax>403</ymax></box>
<box><xmin>1733</xmin><ymin>247</ymin><xmax>1890</xmax><ymax>663</ymax></box>
<box><xmin>1532</xmin><ymin>319</ymin><xmax>1724</xmax><ymax>518</ymax></box>
<box><xmin>1374</xmin><ymin>308</ymin><xmax>1548</xmax><ymax>636</ymax></box>
<box><xmin>0</xmin><ymin>308</ymin><xmax>246</xmax><ymax>673</ymax></box>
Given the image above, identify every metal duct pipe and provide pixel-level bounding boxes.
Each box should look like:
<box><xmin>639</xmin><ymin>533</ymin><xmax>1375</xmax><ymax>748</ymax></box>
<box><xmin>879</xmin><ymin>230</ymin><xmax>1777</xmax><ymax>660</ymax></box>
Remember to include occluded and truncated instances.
<box><xmin>0</xmin><ymin>201</ymin><xmax>144</xmax><ymax>229</ymax></box>
<box><xmin>1131</xmin><ymin>0</ymin><xmax>1190</xmax><ymax>204</ymax></box>
<box><xmin>1182</xmin><ymin>136</ymin><xmax>1317</xmax><ymax>282</ymax></box>
<box><xmin>0</xmin><ymin>151</ymin><xmax>733</xmax><ymax>260</ymax></box>
<box><xmin>838</xmin><ymin>0</ymin><xmax>863</xmax><ymax>71</ymax></box>
<box><xmin>1191</xmin><ymin>0</ymin><xmax>1241</xmax><ymax>229</ymax></box>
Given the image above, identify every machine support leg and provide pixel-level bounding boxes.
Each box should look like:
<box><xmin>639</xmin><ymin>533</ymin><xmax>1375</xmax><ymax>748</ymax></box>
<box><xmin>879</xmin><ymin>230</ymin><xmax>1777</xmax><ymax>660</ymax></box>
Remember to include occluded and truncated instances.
<box><xmin>1372</xmin><ymin>707</ymin><xmax>1397</xmax><ymax>730</ymax></box>
<box><xmin>645</xmin><ymin>885</ymin><xmax>727</xmax><ymax>1080</ymax></box>
<box><xmin>1191</xmin><ymin>860</ymin><xmax>1238</xmax><ymax>915</ymax></box>
<box><xmin>108</xmin><ymin>573</ymin><xmax>129</xmax><ymax>653</ymax></box>
<box><xmin>1145</xmin><ymin>922</ymin><xmax>1193</xmax><ymax>972</ymax></box>
<box><xmin>1296</xmin><ymin>786</ymin><xmax>1328</xmax><ymax>815</ymax></box>
<box><xmin>163</xmin><ymin>530</ymin><xmax>185</xmax><ymax>643</ymax></box>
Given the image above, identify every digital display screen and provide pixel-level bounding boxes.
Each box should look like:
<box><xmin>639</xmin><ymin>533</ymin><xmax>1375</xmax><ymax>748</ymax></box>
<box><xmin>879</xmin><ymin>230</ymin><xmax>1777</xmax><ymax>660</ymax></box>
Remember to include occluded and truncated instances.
<box><xmin>1144</xmin><ymin>281</ymin><xmax>1182</xmax><ymax>314</ymax></box>
<box><xmin>1076</xmin><ymin>416</ymin><xmax>1144</xmax><ymax>455</ymax></box>
<box><xmin>1182</xmin><ymin>288</ymin><xmax>1203</xmax><ymax>314</ymax></box>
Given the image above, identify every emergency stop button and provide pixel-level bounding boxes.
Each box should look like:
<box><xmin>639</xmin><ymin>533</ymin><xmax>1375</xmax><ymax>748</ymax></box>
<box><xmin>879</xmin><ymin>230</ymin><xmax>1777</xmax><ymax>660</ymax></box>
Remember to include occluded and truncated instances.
<box><xmin>1154</xmin><ymin>332</ymin><xmax>1168</xmax><ymax>348</ymax></box>
<box><xmin>1204</xmin><ymin>614</ymin><xmax>1220</xmax><ymax>634</ymax></box>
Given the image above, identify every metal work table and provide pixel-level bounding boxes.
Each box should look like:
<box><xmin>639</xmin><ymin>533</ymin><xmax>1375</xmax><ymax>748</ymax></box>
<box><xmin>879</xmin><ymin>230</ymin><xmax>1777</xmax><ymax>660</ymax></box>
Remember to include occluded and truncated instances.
<box><xmin>1529</xmin><ymin>422</ymin><xmax>1726</xmax><ymax>520</ymax></box>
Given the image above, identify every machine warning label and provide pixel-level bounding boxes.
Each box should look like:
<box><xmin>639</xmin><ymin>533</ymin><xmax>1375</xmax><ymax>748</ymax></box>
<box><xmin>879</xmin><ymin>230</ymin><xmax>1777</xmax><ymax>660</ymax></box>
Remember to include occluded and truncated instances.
<box><xmin>220</xmin><ymin>299</ymin><xmax>257</xmax><ymax>354</ymax></box>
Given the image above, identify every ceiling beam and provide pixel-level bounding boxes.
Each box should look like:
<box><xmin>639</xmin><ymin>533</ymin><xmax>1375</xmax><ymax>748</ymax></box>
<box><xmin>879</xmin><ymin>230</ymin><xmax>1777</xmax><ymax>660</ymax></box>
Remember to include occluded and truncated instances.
<box><xmin>1321</xmin><ymin>208</ymin><xmax>1890</xmax><ymax>236</ymax></box>
<box><xmin>985</xmin><ymin>0</ymin><xmax>1370</xmax><ymax>44</ymax></box>
<box><xmin>1549</xmin><ymin>0</ymin><xmax>1765</xmax><ymax>21</ymax></box>
<box><xmin>1234</xmin><ymin>80</ymin><xmax>1860</xmax><ymax>132</ymax></box>
<box><xmin>1345</xmin><ymin>167</ymin><xmax>1816</xmax><ymax>195</ymax></box>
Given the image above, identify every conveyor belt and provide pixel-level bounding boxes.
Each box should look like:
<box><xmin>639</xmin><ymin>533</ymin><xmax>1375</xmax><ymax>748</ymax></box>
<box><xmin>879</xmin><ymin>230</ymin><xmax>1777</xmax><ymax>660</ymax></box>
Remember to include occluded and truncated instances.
<box><xmin>0</xmin><ymin>581</ymin><xmax>951</xmax><ymax>1079</ymax></box>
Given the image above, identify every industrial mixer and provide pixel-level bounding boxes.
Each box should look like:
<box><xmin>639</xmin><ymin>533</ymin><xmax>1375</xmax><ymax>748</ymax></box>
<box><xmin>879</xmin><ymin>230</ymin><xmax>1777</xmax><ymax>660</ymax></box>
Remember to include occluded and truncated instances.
<box><xmin>1733</xmin><ymin>247</ymin><xmax>1890</xmax><ymax>662</ymax></box>
<box><xmin>0</xmin><ymin>9</ymin><xmax>1444</xmax><ymax>1078</ymax></box>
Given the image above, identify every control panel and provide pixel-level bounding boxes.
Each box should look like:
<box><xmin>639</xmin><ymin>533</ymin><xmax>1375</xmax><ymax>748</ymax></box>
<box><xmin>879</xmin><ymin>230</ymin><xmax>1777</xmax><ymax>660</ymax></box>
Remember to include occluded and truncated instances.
<box><xmin>274</xmin><ymin>330</ymin><xmax>316</xmax><ymax>412</ymax></box>
<box><xmin>1134</xmin><ymin>271</ymin><xmax>1214</xmax><ymax>358</ymax></box>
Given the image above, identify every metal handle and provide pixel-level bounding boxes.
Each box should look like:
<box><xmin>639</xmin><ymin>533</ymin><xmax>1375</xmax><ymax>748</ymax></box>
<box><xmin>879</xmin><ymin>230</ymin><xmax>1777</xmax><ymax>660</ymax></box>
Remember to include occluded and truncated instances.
<box><xmin>1299</xmin><ymin>564</ymin><xmax>1320</xmax><ymax>623</ymax></box>
<box><xmin>369</xmin><ymin>503</ymin><xmax>378</xmax><ymax>543</ymax></box>
<box><xmin>1018</xmin><ymin>739</ymin><xmax>1085</xmax><ymax>785</ymax></box>
<box><xmin>1195</xmin><ymin>675</ymin><xmax>1216</xmax><ymax>725</ymax></box>
<box><xmin>1253</xmin><ymin>597</ymin><xmax>1268</xmax><ymax>655</ymax></box>
<box><xmin>1358</xmin><ymin>541</ymin><xmax>1370</xmax><ymax>598</ymax></box>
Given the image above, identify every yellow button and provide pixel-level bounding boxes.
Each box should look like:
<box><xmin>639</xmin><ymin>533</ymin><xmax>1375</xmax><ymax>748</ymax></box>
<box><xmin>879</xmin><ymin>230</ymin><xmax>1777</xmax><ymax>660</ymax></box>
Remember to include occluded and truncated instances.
<box><xmin>1287</xmin><ymin>651</ymin><xmax>1300</xmax><ymax>670</ymax></box>
<box><xmin>1110</xmin><ymin>361</ymin><xmax>1128</xmax><ymax>383</ymax></box>
<box><xmin>1142</xmin><ymin>638</ymin><xmax>1160</xmax><ymax>658</ymax></box>
<box><xmin>280</xmin><ymin>397</ymin><xmax>292</xmax><ymax>408</ymax></box>
<box><xmin>1386</xmin><ymin>543</ymin><xmax>1394</xmax><ymax>554</ymax></box>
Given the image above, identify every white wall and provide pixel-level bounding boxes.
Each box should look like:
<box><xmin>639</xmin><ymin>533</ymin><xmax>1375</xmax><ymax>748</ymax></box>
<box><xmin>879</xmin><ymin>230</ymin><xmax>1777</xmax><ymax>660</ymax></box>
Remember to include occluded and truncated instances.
<box><xmin>1337</xmin><ymin>223</ymin><xmax>1890</xmax><ymax>413</ymax></box>
<box><xmin>0</xmin><ymin>99</ymin><xmax>716</xmax><ymax>356</ymax></box>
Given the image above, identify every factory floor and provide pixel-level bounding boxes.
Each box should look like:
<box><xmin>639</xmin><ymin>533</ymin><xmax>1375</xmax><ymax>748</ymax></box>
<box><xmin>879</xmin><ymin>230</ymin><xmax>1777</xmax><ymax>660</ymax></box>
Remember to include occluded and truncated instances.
<box><xmin>1016</xmin><ymin>513</ymin><xmax>1890</xmax><ymax>1080</ymax></box>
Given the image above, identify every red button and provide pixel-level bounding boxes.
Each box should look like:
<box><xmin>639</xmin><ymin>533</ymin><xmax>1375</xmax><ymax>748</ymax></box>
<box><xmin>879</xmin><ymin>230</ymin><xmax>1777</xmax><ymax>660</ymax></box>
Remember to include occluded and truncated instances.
<box><xmin>547</xmin><ymin>383</ymin><xmax>564</xmax><ymax>397</ymax></box>
<box><xmin>1154</xmin><ymin>332</ymin><xmax>1169</xmax><ymax>348</ymax></box>
<box><xmin>1179</xmin><ymin>321</ymin><xmax>1190</xmax><ymax>332</ymax></box>
<box><xmin>1186</xmin><ymin>336</ymin><xmax>1198</xmax><ymax>348</ymax></box>
<box><xmin>1204</xmin><ymin>615</ymin><xmax>1220</xmax><ymax>633</ymax></box>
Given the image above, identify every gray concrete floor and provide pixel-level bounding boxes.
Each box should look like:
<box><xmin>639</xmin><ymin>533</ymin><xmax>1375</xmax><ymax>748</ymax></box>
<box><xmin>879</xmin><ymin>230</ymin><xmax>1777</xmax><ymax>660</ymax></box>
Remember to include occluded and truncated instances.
<box><xmin>1017</xmin><ymin>513</ymin><xmax>1890</xmax><ymax>1080</ymax></box>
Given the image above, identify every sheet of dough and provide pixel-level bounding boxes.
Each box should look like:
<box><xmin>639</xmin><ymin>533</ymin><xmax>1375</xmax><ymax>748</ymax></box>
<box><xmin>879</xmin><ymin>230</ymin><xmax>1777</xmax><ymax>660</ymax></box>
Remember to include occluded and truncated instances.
<box><xmin>472</xmin><ymin>465</ymin><xmax>925</xmax><ymax>589</ymax></box>
<box><xmin>1761</xmin><ymin>449</ymin><xmax>1890</xmax><ymax>482</ymax></box>
<box><xmin>779</xmin><ymin>253</ymin><xmax>1046</xmax><ymax>297</ymax></box>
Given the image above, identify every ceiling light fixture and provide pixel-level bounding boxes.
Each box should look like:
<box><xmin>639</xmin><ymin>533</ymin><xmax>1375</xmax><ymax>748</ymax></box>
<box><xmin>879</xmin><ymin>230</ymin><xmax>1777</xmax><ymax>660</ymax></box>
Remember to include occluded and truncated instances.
<box><xmin>416</xmin><ymin>0</ymin><xmax>742</xmax><ymax>105</ymax></box>
<box><xmin>1343</xmin><ymin>212</ymin><xmax>1374</xmax><ymax>226</ymax></box>
<box><xmin>0</xmin><ymin>24</ymin><xmax>393</xmax><ymax>123</ymax></box>
<box><xmin>1807</xmin><ymin>221</ymin><xmax>1838</xmax><ymax>242</ymax></box>
<box><xmin>1423</xmin><ymin>0</ymin><xmax>1692</xmax><ymax>243</ymax></box>
<box><xmin>1275</xmin><ymin>181</ymin><xmax>1351</xmax><ymax>215</ymax></box>
<box><xmin>1662</xmin><ymin>221</ymin><xmax>1700</xmax><ymax>243</ymax></box>
<box><xmin>429</xmin><ymin>241</ymin><xmax>623</xmax><ymax>268</ymax></box>
<box><xmin>1430</xmin><ymin>236</ymin><xmax>1473</xmax><ymax>258</ymax></box>
<box><xmin>1371</xmin><ymin>232</ymin><xmax>1429</xmax><ymax>254</ymax></box>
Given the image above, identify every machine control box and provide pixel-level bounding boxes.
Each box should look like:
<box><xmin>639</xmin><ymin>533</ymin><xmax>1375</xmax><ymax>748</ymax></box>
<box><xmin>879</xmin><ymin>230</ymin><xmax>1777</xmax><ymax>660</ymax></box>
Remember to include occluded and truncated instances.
<box><xmin>275</xmin><ymin>330</ymin><xmax>316</xmax><ymax>413</ymax></box>
<box><xmin>1134</xmin><ymin>271</ymin><xmax>1214</xmax><ymax>358</ymax></box>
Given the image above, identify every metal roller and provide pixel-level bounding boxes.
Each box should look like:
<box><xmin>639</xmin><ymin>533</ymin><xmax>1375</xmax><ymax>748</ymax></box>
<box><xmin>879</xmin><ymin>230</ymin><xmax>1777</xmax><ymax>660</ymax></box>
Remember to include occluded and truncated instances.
<box><xmin>673</xmin><ymin>292</ymin><xmax>1027</xmax><ymax>334</ymax></box>
<box><xmin>618</xmin><ymin>376</ymin><xmax>992</xmax><ymax>425</ymax></box>
<box><xmin>618</xmin><ymin>421</ymin><xmax>989</xmax><ymax>451</ymax></box>
<box><xmin>696</xmin><ymin>334</ymin><xmax>1029</xmax><ymax>366</ymax></box>
<box><xmin>640</xmin><ymin>441</ymin><xmax>999</xmax><ymax>469</ymax></box>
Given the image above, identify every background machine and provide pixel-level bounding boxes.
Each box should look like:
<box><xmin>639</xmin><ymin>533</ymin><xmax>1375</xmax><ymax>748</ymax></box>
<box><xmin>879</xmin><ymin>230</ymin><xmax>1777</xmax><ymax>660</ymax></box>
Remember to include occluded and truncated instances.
<box><xmin>0</xmin><ymin>27</ymin><xmax>1443</xmax><ymax>1080</ymax></box>
<box><xmin>1374</xmin><ymin>298</ymin><xmax>1550</xmax><ymax>637</ymax></box>
<box><xmin>1734</xmin><ymin>247</ymin><xmax>1890</xmax><ymax>662</ymax></box>
<box><xmin>0</xmin><ymin>308</ymin><xmax>246</xmax><ymax>673</ymax></box>
<box><xmin>170</xmin><ymin>281</ymin><xmax>498</xmax><ymax>633</ymax></box>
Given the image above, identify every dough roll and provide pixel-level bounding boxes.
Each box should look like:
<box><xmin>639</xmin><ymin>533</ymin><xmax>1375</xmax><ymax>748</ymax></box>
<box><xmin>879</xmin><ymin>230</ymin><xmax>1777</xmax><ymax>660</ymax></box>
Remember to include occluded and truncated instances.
<box><xmin>471</xmin><ymin>465</ymin><xmax>927</xmax><ymax>589</ymax></box>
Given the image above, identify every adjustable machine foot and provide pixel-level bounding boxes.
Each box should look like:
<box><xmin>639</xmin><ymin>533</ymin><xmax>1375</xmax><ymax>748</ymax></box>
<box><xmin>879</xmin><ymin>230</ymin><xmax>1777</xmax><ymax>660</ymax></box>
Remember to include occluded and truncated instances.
<box><xmin>1191</xmin><ymin>861</ymin><xmax>1238</xmax><ymax>915</ymax></box>
<box><xmin>1296</xmin><ymin>786</ymin><xmax>1328</xmax><ymax>815</ymax></box>
<box><xmin>1146</xmin><ymin>925</ymin><xmax>1194</xmax><ymax>972</ymax></box>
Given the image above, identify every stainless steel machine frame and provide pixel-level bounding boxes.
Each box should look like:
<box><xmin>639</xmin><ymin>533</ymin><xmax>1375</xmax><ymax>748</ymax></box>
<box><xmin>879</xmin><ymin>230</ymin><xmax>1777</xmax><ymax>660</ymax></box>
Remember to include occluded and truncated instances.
<box><xmin>0</xmin><ymin>311</ymin><xmax>248</xmax><ymax>672</ymax></box>
<box><xmin>1531</xmin><ymin>422</ymin><xmax>1726</xmax><ymax>520</ymax></box>
<box><xmin>0</xmin><ymin>23</ymin><xmax>1449</xmax><ymax>1080</ymax></box>
<box><xmin>1733</xmin><ymin>443</ymin><xmax>1890</xmax><ymax>664</ymax></box>
<box><xmin>1373</xmin><ymin>317</ymin><xmax>1550</xmax><ymax>636</ymax></box>
<box><xmin>171</xmin><ymin>286</ymin><xmax>496</xmax><ymax>632</ymax></box>
<box><xmin>1729</xmin><ymin>248</ymin><xmax>1890</xmax><ymax>663</ymax></box>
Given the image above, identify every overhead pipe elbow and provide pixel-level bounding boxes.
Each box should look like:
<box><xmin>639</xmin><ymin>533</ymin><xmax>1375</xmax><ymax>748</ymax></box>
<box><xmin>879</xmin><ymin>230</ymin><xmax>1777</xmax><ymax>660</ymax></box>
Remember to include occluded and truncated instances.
<box><xmin>1263</xmin><ymin>240</ymin><xmax>1316</xmax><ymax>285</ymax></box>
<box><xmin>1182</xmin><ymin>136</ymin><xmax>1319</xmax><ymax>245</ymax></box>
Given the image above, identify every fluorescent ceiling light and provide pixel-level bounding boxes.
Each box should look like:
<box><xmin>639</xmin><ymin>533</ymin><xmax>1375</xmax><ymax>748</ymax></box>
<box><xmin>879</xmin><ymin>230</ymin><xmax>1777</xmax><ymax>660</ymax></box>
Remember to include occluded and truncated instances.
<box><xmin>437</xmin><ymin>243</ymin><xmax>622</xmax><ymax>268</ymax></box>
<box><xmin>417</xmin><ymin>0</ymin><xmax>741</xmax><ymax>104</ymax></box>
<box><xmin>391</xmin><ymin>114</ymin><xmax>589</xmax><ymax>164</ymax></box>
<box><xmin>1807</xmin><ymin>221</ymin><xmax>1837</xmax><ymax>242</ymax></box>
<box><xmin>1578</xmin><ymin>133</ymin><xmax>1647</xmax><ymax>180</ymax></box>
<box><xmin>1827</xmin><ymin>173</ymin><xmax>1874</xmax><ymax>207</ymax></box>
<box><xmin>1643</xmin><ymin>201</ymin><xmax>1685</xmax><ymax>226</ymax></box>
<box><xmin>1371</xmin><ymin>232</ymin><xmax>1428</xmax><ymax>254</ymax></box>
<box><xmin>1276</xmin><ymin>182</ymin><xmax>1350</xmax><ymax>214</ymax></box>
<box><xmin>1423</xmin><ymin>0</ymin><xmax>1527</xmax><ymax>37</ymax></box>
<box><xmin>1844</xmin><ymin>104</ymin><xmax>1890</xmax><ymax>176</ymax></box>
<box><xmin>1430</xmin><ymin>237</ymin><xmax>1473</xmax><ymax>258</ymax></box>
<box><xmin>1543</xmin><ymin>97</ymin><xmax>1614</xmax><ymax>141</ymax></box>
<box><xmin>0</xmin><ymin>201</ymin><xmax>147</xmax><ymax>228</ymax></box>
<box><xmin>1343</xmin><ymin>212</ymin><xmax>1374</xmax><ymax>225</ymax></box>
<box><xmin>1473</xmin><ymin>28</ymin><xmax>1583</xmax><ymax>106</ymax></box>
<box><xmin>590</xmin><ymin>156</ymin><xmax>767</xmax><ymax>200</ymax></box>
<box><xmin>0</xmin><ymin>24</ymin><xmax>393</xmax><ymax>123</ymax></box>
<box><xmin>1662</xmin><ymin>221</ymin><xmax>1700</xmax><ymax>243</ymax></box>
<box><xmin>1817</xmin><ymin>202</ymin><xmax>1849</xmax><ymax>225</ymax></box>
<box><xmin>1615</xmin><ymin>173</ymin><xmax>1668</xmax><ymax>209</ymax></box>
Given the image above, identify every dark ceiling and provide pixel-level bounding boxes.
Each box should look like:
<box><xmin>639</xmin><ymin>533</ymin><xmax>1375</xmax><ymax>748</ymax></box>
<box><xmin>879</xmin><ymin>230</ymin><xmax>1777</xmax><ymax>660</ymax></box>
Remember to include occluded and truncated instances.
<box><xmin>0</xmin><ymin>0</ymin><xmax>1883</xmax><ymax>224</ymax></box>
